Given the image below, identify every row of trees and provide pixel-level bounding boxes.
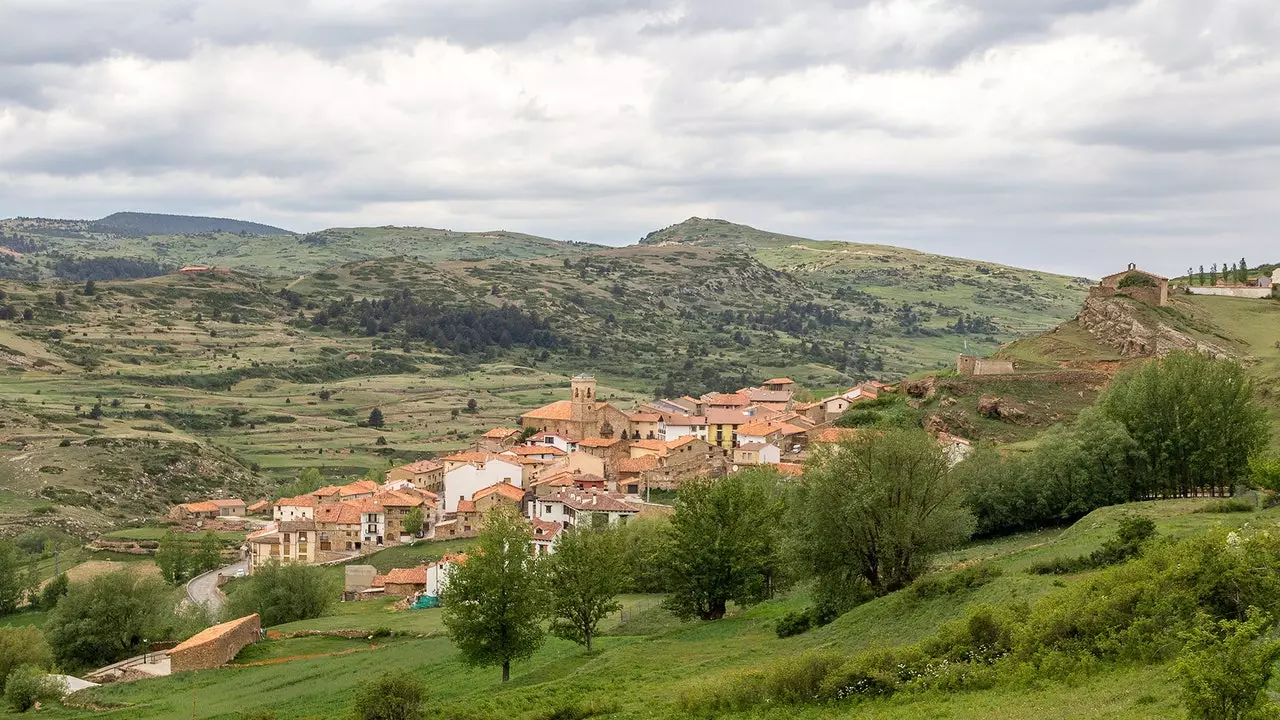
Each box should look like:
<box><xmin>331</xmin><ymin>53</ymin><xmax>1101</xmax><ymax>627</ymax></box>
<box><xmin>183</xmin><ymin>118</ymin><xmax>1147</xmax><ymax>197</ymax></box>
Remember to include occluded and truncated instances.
<box><xmin>155</xmin><ymin>531</ymin><xmax>225</xmax><ymax>584</ymax></box>
<box><xmin>1188</xmin><ymin>258</ymin><xmax>1253</xmax><ymax>286</ymax></box>
<box><xmin>961</xmin><ymin>351</ymin><xmax>1268</xmax><ymax>536</ymax></box>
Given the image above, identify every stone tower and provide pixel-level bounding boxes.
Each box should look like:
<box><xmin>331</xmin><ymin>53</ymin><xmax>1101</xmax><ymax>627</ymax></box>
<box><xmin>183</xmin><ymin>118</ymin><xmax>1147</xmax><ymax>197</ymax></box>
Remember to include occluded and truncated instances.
<box><xmin>571</xmin><ymin>375</ymin><xmax>597</xmax><ymax>428</ymax></box>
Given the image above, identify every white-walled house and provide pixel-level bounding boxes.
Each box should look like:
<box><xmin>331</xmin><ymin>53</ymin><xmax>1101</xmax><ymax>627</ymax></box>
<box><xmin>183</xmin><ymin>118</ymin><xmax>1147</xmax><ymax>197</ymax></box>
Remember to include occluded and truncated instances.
<box><xmin>662</xmin><ymin>414</ymin><xmax>708</xmax><ymax>442</ymax></box>
<box><xmin>441</xmin><ymin>456</ymin><xmax>523</xmax><ymax>512</ymax></box>
<box><xmin>273</xmin><ymin>495</ymin><xmax>316</xmax><ymax>521</ymax></box>
<box><xmin>526</xmin><ymin>431</ymin><xmax>572</xmax><ymax>453</ymax></box>
<box><xmin>529</xmin><ymin>489</ymin><xmax>639</xmax><ymax>530</ymax></box>
<box><xmin>424</xmin><ymin>555</ymin><xmax>463</xmax><ymax>597</ymax></box>
<box><xmin>732</xmin><ymin>442</ymin><xmax>781</xmax><ymax>467</ymax></box>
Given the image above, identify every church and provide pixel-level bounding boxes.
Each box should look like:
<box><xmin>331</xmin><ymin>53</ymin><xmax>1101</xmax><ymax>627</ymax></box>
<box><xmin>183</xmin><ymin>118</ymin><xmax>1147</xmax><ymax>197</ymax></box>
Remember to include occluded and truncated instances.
<box><xmin>519</xmin><ymin>375</ymin><xmax>632</xmax><ymax>442</ymax></box>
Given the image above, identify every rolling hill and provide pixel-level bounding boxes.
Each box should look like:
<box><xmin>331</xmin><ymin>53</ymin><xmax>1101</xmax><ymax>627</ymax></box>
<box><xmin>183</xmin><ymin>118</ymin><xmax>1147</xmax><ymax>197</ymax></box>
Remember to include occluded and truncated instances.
<box><xmin>90</xmin><ymin>211</ymin><xmax>295</xmax><ymax>237</ymax></box>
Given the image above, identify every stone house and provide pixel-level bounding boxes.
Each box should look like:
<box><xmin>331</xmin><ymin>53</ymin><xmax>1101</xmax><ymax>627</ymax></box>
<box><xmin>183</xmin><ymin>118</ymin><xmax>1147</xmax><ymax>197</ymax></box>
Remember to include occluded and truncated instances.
<box><xmin>733</xmin><ymin>442</ymin><xmax>782</xmax><ymax>467</ymax></box>
<box><xmin>530</xmin><ymin>489</ymin><xmax>640</xmax><ymax>530</ymax></box>
<box><xmin>519</xmin><ymin>376</ymin><xmax>631</xmax><ymax>442</ymax></box>
<box><xmin>471</xmin><ymin>481</ymin><xmax>526</xmax><ymax>515</ymax></box>
<box><xmin>386</xmin><ymin>459</ymin><xmax>445</xmax><ymax>492</ymax></box>
<box><xmin>1095</xmin><ymin>263</ymin><xmax>1169</xmax><ymax>306</ymax></box>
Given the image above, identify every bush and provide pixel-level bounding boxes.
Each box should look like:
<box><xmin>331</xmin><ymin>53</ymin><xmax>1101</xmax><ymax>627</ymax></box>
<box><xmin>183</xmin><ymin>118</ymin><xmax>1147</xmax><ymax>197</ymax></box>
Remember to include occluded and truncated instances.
<box><xmin>910</xmin><ymin>564</ymin><xmax>1003</xmax><ymax>598</ymax></box>
<box><xmin>38</xmin><ymin>574</ymin><xmax>68</xmax><ymax>610</ymax></box>
<box><xmin>3</xmin><ymin>665</ymin><xmax>64</xmax><ymax>713</ymax></box>
<box><xmin>775</xmin><ymin>611</ymin><xmax>812</xmax><ymax>638</ymax></box>
<box><xmin>1176</xmin><ymin>609</ymin><xmax>1280</xmax><ymax>720</ymax></box>
<box><xmin>0</xmin><ymin>629</ymin><xmax>52</xmax><ymax>690</ymax></box>
<box><xmin>1195</xmin><ymin>498</ymin><xmax>1256</xmax><ymax>514</ymax></box>
<box><xmin>224</xmin><ymin>561</ymin><xmax>336</xmax><ymax>626</ymax></box>
<box><xmin>352</xmin><ymin>670</ymin><xmax>427</xmax><ymax>720</ymax></box>
<box><xmin>1028</xmin><ymin>515</ymin><xmax>1157</xmax><ymax>575</ymax></box>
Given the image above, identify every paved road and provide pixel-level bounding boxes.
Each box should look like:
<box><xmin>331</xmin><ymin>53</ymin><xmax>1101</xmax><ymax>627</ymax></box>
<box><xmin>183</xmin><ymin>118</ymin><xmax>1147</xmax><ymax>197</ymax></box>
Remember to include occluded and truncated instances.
<box><xmin>186</xmin><ymin>557</ymin><xmax>248</xmax><ymax>613</ymax></box>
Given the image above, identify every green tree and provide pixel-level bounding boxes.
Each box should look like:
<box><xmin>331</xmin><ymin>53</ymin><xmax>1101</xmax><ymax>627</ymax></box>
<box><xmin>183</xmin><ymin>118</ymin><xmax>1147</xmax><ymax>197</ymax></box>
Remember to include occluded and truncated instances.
<box><xmin>3</xmin><ymin>665</ymin><xmax>64</xmax><ymax>713</ymax></box>
<box><xmin>45</xmin><ymin>569</ymin><xmax>173</xmax><ymax>668</ymax></box>
<box><xmin>0</xmin><ymin>542</ymin><xmax>37</xmax><ymax>616</ymax></box>
<box><xmin>82</xmin><ymin>280</ymin><xmax>95</xmax><ymax>296</ymax></box>
<box><xmin>663</xmin><ymin>471</ymin><xmax>783</xmax><ymax>621</ymax></box>
<box><xmin>0</xmin><ymin>627</ymin><xmax>52</xmax><ymax>690</ymax></box>
<box><xmin>54</xmin><ymin>291</ymin><xmax>66</xmax><ymax>307</ymax></box>
<box><xmin>1240</xmin><ymin>258</ymin><xmax>1249</xmax><ymax>284</ymax></box>
<box><xmin>402</xmin><ymin>507</ymin><xmax>424</xmax><ymax>538</ymax></box>
<box><xmin>547</xmin><ymin>527</ymin><xmax>624</xmax><ymax>652</ymax></box>
<box><xmin>38</xmin><ymin>574</ymin><xmax>68</xmax><ymax>611</ymax></box>
<box><xmin>1101</xmin><ymin>352</ymin><xmax>1268</xmax><ymax>498</ymax></box>
<box><xmin>352</xmin><ymin>670</ymin><xmax>427</xmax><ymax>720</ymax></box>
<box><xmin>1211</xmin><ymin>264</ymin><xmax>1219</xmax><ymax>285</ymax></box>
<box><xmin>1176</xmin><ymin>608</ymin><xmax>1280</xmax><ymax>720</ymax></box>
<box><xmin>224</xmin><ymin>561</ymin><xmax>335</xmax><ymax>626</ymax></box>
<box><xmin>792</xmin><ymin>430</ymin><xmax>972</xmax><ymax>610</ymax></box>
<box><xmin>195</xmin><ymin>532</ymin><xmax>222</xmax><ymax>574</ymax></box>
<box><xmin>368</xmin><ymin>407</ymin><xmax>385</xmax><ymax>428</ymax></box>
<box><xmin>155</xmin><ymin>531</ymin><xmax>191</xmax><ymax>584</ymax></box>
<box><xmin>279</xmin><ymin>467</ymin><xmax>324</xmax><ymax>499</ymax></box>
<box><xmin>1200</xmin><ymin>265</ymin><xmax>1207</xmax><ymax>286</ymax></box>
<box><xmin>617</xmin><ymin>515</ymin><xmax>671</xmax><ymax>593</ymax></box>
<box><xmin>441</xmin><ymin>507</ymin><xmax>548</xmax><ymax>682</ymax></box>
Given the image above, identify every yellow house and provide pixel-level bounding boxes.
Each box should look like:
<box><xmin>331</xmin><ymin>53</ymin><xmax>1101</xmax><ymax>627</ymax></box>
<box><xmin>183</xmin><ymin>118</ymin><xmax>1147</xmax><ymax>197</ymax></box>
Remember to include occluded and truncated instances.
<box><xmin>706</xmin><ymin>408</ymin><xmax>751</xmax><ymax>450</ymax></box>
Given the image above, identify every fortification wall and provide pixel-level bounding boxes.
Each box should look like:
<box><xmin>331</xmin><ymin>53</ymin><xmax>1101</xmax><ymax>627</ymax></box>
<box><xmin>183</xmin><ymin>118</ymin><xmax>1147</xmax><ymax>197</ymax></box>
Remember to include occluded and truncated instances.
<box><xmin>169</xmin><ymin>614</ymin><xmax>261</xmax><ymax>673</ymax></box>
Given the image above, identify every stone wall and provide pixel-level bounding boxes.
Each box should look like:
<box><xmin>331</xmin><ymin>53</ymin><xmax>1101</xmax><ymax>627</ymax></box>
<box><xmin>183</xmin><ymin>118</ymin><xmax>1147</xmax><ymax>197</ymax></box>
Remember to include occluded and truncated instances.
<box><xmin>956</xmin><ymin>355</ymin><xmax>1015</xmax><ymax>376</ymax></box>
<box><xmin>1187</xmin><ymin>286</ymin><xmax>1274</xmax><ymax>299</ymax></box>
<box><xmin>169</xmin><ymin>614</ymin><xmax>261</xmax><ymax>673</ymax></box>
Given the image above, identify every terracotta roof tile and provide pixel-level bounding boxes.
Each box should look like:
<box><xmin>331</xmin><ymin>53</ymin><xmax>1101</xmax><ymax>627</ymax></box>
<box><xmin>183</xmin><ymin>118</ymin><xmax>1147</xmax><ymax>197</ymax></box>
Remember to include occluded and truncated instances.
<box><xmin>530</xmin><ymin>519</ymin><xmax>563</xmax><ymax>543</ymax></box>
<box><xmin>384</xmin><ymin>566</ymin><xmax>428</xmax><ymax>585</ymax></box>
<box><xmin>456</xmin><ymin>499</ymin><xmax>476</xmax><ymax>513</ymax></box>
<box><xmin>274</xmin><ymin>494</ymin><xmax>317</xmax><ymax>508</ymax></box>
<box><xmin>483</xmin><ymin>427</ymin><xmax>521</xmax><ymax>439</ymax></box>
<box><xmin>617</xmin><ymin>455</ymin><xmax>661</xmax><ymax>473</ymax></box>
<box><xmin>508</xmin><ymin>445</ymin><xmax>566</xmax><ymax>456</ymax></box>
<box><xmin>577</xmin><ymin>437</ymin><xmax>622</xmax><ymax>448</ymax></box>
<box><xmin>629</xmin><ymin>412</ymin><xmax>661</xmax><ymax>422</ymax></box>
<box><xmin>473</xmin><ymin>482</ymin><xmax>525</xmax><ymax>503</ymax></box>
<box><xmin>520</xmin><ymin>400</ymin><xmax>575</xmax><ymax>421</ymax></box>
<box><xmin>546</xmin><ymin>489</ymin><xmax>640</xmax><ymax>514</ymax></box>
<box><xmin>764</xmin><ymin>378</ymin><xmax>795</xmax><ymax>385</ymax></box>
<box><xmin>395</xmin><ymin>459</ymin><xmax>443</xmax><ymax>474</ymax></box>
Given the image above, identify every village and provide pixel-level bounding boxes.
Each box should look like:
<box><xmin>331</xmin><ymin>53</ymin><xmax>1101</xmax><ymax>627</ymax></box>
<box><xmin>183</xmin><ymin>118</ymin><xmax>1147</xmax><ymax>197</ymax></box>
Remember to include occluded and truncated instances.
<box><xmin>166</xmin><ymin>374</ymin><xmax>972</xmax><ymax>599</ymax></box>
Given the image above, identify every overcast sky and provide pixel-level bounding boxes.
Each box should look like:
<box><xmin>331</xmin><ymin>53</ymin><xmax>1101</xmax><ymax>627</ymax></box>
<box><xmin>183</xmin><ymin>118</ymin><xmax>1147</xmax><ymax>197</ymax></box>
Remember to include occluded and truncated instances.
<box><xmin>1</xmin><ymin>1</ymin><xmax>1276</xmax><ymax>276</ymax></box>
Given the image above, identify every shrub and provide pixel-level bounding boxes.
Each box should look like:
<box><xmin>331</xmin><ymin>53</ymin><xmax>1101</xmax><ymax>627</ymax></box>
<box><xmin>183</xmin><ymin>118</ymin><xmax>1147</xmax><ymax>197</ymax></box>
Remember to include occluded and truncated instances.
<box><xmin>910</xmin><ymin>564</ymin><xmax>1003</xmax><ymax>598</ymax></box>
<box><xmin>775</xmin><ymin>611</ymin><xmax>812</xmax><ymax>638</ymax></box>
<box><xmin>1195</xmin><ymin>498</ymin><xmax>1256</xmax><ymax>514</ymax></box>
<box><xmin>3</xmin><ymin>665</ymin><xmax>64</xmax><ymax>713</ymax></box>
<box><xmin>351</xmin><ymin>669</ymin><xmax>427</xmax><ymax>720</ymax></box>
<box><xmin>1176</xmin><ymin>609</ymin><xmax>1280</xmax><ymax>720</ymax></box>
<box><xmin>1028</xmin><ymin>515</ymin><xmax>1156</xmax><ymax>575</ymax></box>
<box><xmin>224</xmin><ymin>561</ymin><xmax>336</xmax><ymax>626</ymax></box>
<box><xmin>0</xmin><ymin>629</ymin><xmax>52</xmax><ymax>690</ymax></box>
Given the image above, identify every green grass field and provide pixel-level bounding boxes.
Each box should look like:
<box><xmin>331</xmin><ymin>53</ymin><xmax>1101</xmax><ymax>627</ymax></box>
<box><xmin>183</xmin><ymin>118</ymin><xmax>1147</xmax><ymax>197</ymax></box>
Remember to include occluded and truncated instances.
<box><xmin>17</xmin><ymin>497</ymin><xmax>1265</xmax><ymax>720</ymax></box>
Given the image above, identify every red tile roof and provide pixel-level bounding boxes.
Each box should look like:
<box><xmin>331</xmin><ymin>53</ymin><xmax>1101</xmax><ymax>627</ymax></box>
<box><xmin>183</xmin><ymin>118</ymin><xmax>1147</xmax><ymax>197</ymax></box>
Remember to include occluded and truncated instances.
<box><xmin>473</xmin><ymin>482</ymin><xmax>526</xmax><ymax>503</ymax></box>
<box><xmin>546</xmin><ymin>489</ymin><xmax>640</xmax><ymax>514</ymax></box>
<box><xmin>578</xmin><ymin>437</ymin><xmax>622</xmax><ymax>448</ymax></box>
<box><xmin>181</xmin><ymin>501</ymin><xmax>220</xmax><ymax>513</ymax></box>
<box><xmin>274</xmin><ymin>494</ymin><xmax>317</xmax><ymax>508</ymax></box>
<box><xmin>764</xmin><ymin>378</ymin><xmax>795</xmax><ymax>385</ymax></box>
<box><xmin>483</xmin><ymin>427</ymin><xmax>521</xmax><ymax>439</ymax></box>
<box><xmin>530</xmin><ymin>519</ymin><xmax>563</xmax><ymax>543</ymax></box>
<box><xmin>629</xmin><ymin>412</ymin><xmax>661</xmax><ymax>422</ymax></box>
<box><xmin>617</xmin><ymin>455</ymin><xmax>661</xmax><ymax>473</ymax></box>
<box><xmin>456</xmin><ymin>499</ymin><xmax>476</xmax><ymax>513</ymax></box>
<box><xmin>705</xmin><ymin>392</ymin><xmax>750</xmax><ymax>407</ymax></box>
<box><xmin>508</xmin><ymin>445</ymin><xmax>566</xmax><ymax>457</ymax></box>
<box><xmin>706</xmin><ymin>408</ymin><xmax>752</xmax><ymax>426</ymax></box>
<box><xmin>629</xmin><ymin>439</ymin><xmax>668</xmax><ymax>452</ymax></box>
<box><xmin>520</xmin><ymin>400</ymin><xmax>575</xmax><ymax>421</ymax></box>
<box><xmin>384</xmin><ymin>565</ymin><xmax>428</xmax><ymax>585</ymax></box>
<box><xmin>395</xmin><ymin>459</ymin><xmax>443</xmax><ymax>474</ymax></box>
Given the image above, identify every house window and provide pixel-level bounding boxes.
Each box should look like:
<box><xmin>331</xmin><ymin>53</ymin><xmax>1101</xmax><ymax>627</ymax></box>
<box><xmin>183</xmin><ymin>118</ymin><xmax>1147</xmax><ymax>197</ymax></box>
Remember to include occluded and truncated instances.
<box><xmin>544</xmin><ymin>504</ymin><xmax>552</xmax><ymax>514</ymax></box>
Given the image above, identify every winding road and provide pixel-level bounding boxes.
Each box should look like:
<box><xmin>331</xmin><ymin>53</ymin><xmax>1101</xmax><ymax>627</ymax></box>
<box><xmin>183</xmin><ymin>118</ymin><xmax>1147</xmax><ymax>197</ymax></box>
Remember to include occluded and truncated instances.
<box><xmin>185</xmin><ymin>557</ymin><xmax>248</xmax><ymax>614</ymax></box>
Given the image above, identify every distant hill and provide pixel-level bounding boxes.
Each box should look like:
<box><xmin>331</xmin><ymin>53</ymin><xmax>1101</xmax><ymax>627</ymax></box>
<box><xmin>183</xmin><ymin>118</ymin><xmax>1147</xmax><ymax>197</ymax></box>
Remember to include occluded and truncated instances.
<box><xmin>90</xmin><ymin>211</ymin><xmax>295</xmax><ymax>237</ymax></box>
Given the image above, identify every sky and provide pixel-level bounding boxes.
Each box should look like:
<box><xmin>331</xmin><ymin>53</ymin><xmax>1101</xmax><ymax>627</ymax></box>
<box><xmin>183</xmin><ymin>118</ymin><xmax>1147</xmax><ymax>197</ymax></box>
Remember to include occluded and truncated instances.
<box><xmin>1</xmin><ymin>1</ymin><xmax>1277</xmax><ymax>277</ymax></box>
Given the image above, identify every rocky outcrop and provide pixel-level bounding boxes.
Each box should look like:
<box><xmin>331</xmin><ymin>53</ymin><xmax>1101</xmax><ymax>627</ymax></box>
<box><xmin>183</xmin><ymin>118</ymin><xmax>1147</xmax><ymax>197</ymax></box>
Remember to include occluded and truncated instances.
<box><xmin>1075</xmin><ymin>297</ymin><xmax>1232</xmax><ymax>359</ymax></box>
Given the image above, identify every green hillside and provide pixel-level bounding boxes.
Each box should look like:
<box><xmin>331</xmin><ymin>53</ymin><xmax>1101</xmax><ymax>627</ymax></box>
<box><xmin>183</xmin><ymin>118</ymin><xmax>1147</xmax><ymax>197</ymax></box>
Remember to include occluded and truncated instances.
<box><xmin>91</xmin><ymin>211</ymin><xmax>294</xmax><ymax>237</ymax></box>
<box><xmin>36</xmin><ymin>498</ymin><xmax>1268</xmax><ymax>719</ymax></box>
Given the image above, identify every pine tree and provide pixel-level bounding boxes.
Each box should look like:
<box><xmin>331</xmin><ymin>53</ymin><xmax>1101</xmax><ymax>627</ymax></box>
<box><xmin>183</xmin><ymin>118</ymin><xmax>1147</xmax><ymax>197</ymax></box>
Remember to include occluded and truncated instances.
<box><xmin>1199</xmin><ymin>265</ymin><xmax>1206</xmax><ymax>286</ymax></box>
<box><xmin>367</xmin><ymin>407</ymin><xmax>385</xmax><ymax>428</ymax></box>
<box><xmin>1240</xmin><ymin>257</ymin><xmax>1249</xmax><ymax>283</ymax></box>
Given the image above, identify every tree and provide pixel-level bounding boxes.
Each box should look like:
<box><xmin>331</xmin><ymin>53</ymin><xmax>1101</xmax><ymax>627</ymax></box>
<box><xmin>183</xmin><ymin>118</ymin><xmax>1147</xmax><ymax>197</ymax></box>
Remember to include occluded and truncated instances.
<box><xmin>466</xmin><ymin>398</ymin><xmax>478</xmax><ymax>413</ymax></box>
<box><xmin>791</xmin><ymin>430</ymin><xmax>972</xmax><ymax>610</ymax></box>
<box><xmin>38</xmin><ymin>574</ymin><xmax>68</xmax><ymax>611</ymax></box>
<box><xmin>280</xmin><ymin>467</ymin><xmax>324</xmax><ymax>499</ymax></box>
<box><xmin>352</xmin><ymin>670</ymin><xmax>427</xmax><ymax>720</ymax></box>
<box><xmin>402</xmin><ymin>507</ymin><xmax>424</xmax><ymax>538</ymax></box>
<box><xmin>224</xmin><ymin>561</ymin><xmax>335</xmax><ymax>626</ymax></box>
<box><xmin>87</xmin><ymin>404</ymin><xmax>103</xmax><ymax>420</ymax></box>
<box><xmin>0</xmin><ymin>627</ymin><xmax>52</xmax><ymax>690</ymax></box>
<box><xmin>1176</xmin><ymin>609</ymin><xmax>1280</xmax><ymax>720</ymax></box>
<box><xmin>195</xmin><ymin>532</ymin><xmax>222</xmax><ymax>574</ymax></box>
<box><xmin>20</xmin><ymin>309</ymin><xmax>32</xmax><ymax>322</ymax></box>
<box><xmin>368</xmin><ymin>407</ymin><xmax>385</xmax><ymax>428</ymax></box>
<box><xmin>82</xmin><ymin>280</ymin><xmax>95</xmax><ymax>296</ymax></box>
<box><xmin>1211</xmin><ymin>264</ymin><xmax>1219</xmax><ymax>285</ymax></box>
<box><xmin>1200</xmin><ymin>265</ymin><xmax>1207</xmax><ymax>286</ymax></box>
<box><xmin>0</xmin><ymin>542</ymin><xmax>35</xmax><ymax>615</ymax></box>
<box><xmin>663</xmin><ymin>471</ymin><xmax>784</xmax><ymax>621</ymax></box>
<box><xmin>547</xmin><ymin>527</ymin><xmax>624</xmax><ymax>652</ymax></box>
<box><xmin>441</xmin><ymin>507</ymin><xmax>548</xmax><ymax>682</ymax></box>
<box><xmin>1239</xmin><ymin>258</ymin><xmax>1249</xmax><ymax>284</ymax></box>
<box><xmin>155</xmin><ymin>531</ymin><xmax>191</xmax><ymax>584</ymax></box>
<box><xmin>45</xmin><ymin>569</ymin><xmax>173</xmax><ymax>668</ymax></box>
<box><xmin>1101</xmin><ymin>352</ymin><xmax>1268</xmax><ymax>498</ymax></box>
<box><xmin>618</xmin><ymin>516</ymin><xmax>672</xmax><ymax>593</ymax></box>
<box><xmin>3</xmin><ymin>665</ymin><xmax>64</xmax><ymax>713</ymax></box>
<box><xmin>54</xmin><ymin>291</ymin><xmax>66</xmax><ymax>307</ymax></box>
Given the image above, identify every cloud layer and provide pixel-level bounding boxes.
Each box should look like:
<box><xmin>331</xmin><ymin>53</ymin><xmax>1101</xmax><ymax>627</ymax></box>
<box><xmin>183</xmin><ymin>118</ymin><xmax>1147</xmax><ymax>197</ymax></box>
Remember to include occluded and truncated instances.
<box><xmin>2</xmin><ymin>0</ymin><xmax>1277</xmax><ymax>275</ymax></box>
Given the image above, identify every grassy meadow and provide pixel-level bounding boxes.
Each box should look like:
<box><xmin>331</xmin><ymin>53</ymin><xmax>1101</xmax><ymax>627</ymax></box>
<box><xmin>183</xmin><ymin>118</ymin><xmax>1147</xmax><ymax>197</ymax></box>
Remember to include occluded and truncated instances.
<box><xmin>6</xmin><ymin>497</ymin><xmax>1264</xmax><ymax>719</ymax></box>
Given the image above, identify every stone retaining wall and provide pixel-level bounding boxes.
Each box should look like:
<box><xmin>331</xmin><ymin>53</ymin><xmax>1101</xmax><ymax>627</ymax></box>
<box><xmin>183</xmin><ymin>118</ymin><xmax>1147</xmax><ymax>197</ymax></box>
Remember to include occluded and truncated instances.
<box><xmin>169</xmin><ymin>614</ymin><xmax>261</xmax><ymax>673</ymax></box>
